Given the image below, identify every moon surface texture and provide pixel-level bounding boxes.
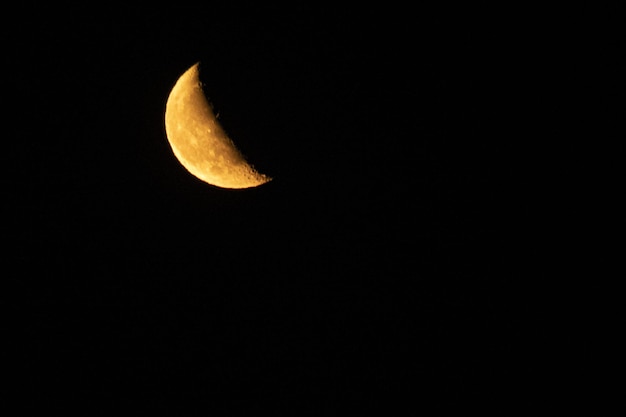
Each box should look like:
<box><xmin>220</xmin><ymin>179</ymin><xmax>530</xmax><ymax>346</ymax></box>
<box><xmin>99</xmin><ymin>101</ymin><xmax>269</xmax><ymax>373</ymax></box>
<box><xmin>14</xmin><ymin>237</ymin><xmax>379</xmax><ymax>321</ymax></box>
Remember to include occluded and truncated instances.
<box><xmin>164</xmin><ymin>63</ymin><xmax>271</xmax><ymax>189</ymax></box>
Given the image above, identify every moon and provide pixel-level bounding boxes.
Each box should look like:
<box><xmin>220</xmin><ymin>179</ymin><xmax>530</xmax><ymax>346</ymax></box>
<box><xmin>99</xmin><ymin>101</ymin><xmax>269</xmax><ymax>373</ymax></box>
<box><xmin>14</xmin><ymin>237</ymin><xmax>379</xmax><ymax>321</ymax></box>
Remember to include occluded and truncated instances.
<box><xmin>164</xmin><ymin>63</ymin><xmax>271</xmax><ymax>189</ymax></box>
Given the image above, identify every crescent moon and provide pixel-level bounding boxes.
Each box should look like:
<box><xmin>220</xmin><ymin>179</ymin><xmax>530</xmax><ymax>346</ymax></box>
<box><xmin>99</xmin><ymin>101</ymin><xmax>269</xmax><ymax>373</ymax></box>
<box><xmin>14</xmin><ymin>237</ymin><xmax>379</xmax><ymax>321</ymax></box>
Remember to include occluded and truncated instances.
<box><xmin>164</xmin><ymin>63</ymin><xmax>271</xmax><ymax>189</ymax></box>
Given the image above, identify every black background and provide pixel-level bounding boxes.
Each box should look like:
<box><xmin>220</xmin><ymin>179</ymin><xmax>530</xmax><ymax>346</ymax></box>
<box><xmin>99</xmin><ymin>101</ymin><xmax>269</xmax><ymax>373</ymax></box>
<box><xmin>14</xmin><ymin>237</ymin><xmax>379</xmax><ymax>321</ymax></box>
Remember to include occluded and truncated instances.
<box><xmin>3</xmin><ymin>4</ymin><xmax>622</xmax><ymax>415</ymax></box>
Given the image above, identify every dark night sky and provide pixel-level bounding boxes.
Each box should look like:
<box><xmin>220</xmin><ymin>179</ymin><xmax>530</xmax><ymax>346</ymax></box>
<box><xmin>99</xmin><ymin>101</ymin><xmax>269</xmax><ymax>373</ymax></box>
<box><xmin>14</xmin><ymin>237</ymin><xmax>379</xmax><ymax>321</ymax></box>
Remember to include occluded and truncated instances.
<box><xmin>3</xmin><ymin>4</ymin><xmax>621</xmax><ymax>414</ymax></box>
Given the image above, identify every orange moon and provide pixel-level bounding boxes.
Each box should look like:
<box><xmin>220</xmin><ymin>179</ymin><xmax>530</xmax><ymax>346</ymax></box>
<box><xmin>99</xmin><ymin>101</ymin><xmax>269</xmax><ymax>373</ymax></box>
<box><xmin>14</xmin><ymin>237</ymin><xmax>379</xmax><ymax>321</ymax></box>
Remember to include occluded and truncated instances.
<box><xmin>164</xmin><ymin>63</ymin><xmax>271</xmax><ymax>189</ymax></box>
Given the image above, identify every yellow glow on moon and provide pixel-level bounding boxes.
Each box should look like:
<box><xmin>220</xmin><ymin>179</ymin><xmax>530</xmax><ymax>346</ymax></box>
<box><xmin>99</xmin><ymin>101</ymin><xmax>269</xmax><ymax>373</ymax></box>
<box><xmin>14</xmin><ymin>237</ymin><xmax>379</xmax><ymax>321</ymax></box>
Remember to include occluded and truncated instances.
<box><xmin>164</xmin><ymin>63</ymin><xmax>271</xmax><ymax>189</ymax></box>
